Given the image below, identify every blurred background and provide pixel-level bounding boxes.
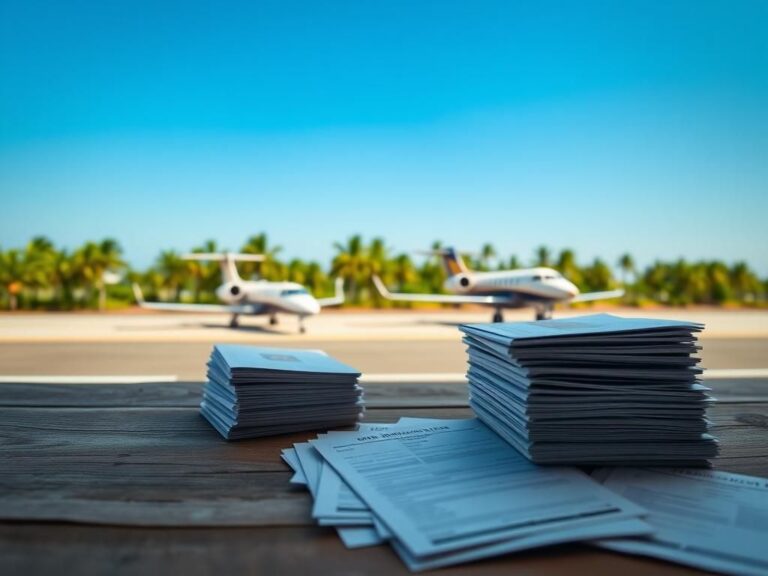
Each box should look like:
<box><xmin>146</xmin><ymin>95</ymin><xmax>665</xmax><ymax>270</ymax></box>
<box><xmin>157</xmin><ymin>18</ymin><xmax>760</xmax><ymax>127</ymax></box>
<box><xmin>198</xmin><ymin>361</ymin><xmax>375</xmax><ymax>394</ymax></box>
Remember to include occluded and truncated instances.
<box><xmin>0</xmin><ymin>1</ymin><xmax>766</xmax><ymax>378</ymax></box>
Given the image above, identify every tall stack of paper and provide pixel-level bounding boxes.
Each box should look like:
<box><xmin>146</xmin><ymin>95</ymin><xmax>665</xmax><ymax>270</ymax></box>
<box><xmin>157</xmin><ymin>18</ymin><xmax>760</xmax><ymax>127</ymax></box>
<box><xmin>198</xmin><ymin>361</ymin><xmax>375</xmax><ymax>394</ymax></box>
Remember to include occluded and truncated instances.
<box><xmin>200</xmin><ymin>344</ymin><xmax>363</xmax><ymax>440</ymax></box>
<box><xmin>460</xmin><ymin>314</ymin><xmax>718</xmax><ymax>466</ymax></box>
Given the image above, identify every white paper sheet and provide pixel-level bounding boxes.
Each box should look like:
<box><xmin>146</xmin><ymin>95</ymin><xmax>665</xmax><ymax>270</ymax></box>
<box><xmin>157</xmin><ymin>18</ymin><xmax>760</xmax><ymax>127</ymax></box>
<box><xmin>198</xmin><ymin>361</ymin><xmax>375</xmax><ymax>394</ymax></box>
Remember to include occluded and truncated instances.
<box><xmin>310</xmin><ymin>418</ymin><xmax>649</xmax><ymax>560</ymax></box>
<box><xmin>593</xmin><ymin>467</ymin><xmax>768</xmax><ymax>576</ymax></box>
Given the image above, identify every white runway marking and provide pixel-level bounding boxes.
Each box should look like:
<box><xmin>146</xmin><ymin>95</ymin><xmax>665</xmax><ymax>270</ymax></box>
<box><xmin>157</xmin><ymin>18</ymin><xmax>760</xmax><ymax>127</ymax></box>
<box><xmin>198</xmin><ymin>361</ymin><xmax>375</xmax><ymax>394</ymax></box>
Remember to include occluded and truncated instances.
<box><xmin>360</xmin><ymin>373</ymin><xmax>467</xmax><ymax>383</ymax></box>
<box><xmin>0</xmin><ymin>375</ymin><xmax>179</xmax><ymax>384</ymax></box>
<box><xmin>703</xmin><ymin>368</ymin><xmax>768</xmax><ymax>379</ymax></box>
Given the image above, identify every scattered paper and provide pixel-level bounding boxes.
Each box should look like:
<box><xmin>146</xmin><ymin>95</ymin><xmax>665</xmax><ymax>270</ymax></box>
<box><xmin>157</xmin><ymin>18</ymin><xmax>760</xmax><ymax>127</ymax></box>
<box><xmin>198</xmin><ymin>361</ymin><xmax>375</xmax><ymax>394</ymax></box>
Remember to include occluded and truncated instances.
<box><xmin>593</xmin><ymin>467</ymin><xmax>768</xmax><ymax>576</ymax></box>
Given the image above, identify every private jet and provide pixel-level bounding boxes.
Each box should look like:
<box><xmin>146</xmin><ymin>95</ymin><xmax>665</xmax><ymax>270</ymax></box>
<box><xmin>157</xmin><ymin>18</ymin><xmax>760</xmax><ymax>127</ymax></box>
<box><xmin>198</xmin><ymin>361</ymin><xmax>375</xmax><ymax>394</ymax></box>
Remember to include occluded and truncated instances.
<box><xmin>373</xmin><ymin>247</ymin><xmax>623</xmax><ymax>322</ymax></box>
<box><xmin>133</xmin><ymin>252</ymin><xmax>344</xmax><ymax>333</ymax></box>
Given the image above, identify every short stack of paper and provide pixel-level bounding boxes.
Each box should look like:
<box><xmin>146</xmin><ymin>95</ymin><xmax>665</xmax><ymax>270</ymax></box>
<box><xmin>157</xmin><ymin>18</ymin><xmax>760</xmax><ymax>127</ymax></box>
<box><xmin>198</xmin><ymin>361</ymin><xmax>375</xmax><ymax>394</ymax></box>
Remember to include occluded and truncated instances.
<box><xmin>200</xmin><ymin>344</ymin><xmax>363</xmax><ymax>440</ymax></box>
<box><xmin>282</xmin><ymin>417</ymin><xmax>651</xmax><ymax>571</ymax></box>
<box><xmin>459</xmin><ymin>314</ymin><xmax>718</xmax><ymax>466</ymax></box>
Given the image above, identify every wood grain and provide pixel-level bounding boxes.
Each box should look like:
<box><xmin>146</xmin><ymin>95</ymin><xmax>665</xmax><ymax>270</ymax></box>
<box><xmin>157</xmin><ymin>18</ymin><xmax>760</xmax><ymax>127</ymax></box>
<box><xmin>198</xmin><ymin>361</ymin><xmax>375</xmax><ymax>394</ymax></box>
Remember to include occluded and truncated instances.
<box><xmin>0</xmin><ymin>524</ymin><xmax>708</xmax><ymax>576</ymax></box>
<box><xmin>0</xmin><ymin>381</ymin><xmax>766</xmax><ymax>575</ymax></box>
<box><xmin>1</xmin><ymin>401</ymin><xmax>766</xmax><ymax>525</ymax></box>
<box><xmin>0</xmin><ymin>378</ymin><xmax>761</xmax><ymax>408</ymax></box>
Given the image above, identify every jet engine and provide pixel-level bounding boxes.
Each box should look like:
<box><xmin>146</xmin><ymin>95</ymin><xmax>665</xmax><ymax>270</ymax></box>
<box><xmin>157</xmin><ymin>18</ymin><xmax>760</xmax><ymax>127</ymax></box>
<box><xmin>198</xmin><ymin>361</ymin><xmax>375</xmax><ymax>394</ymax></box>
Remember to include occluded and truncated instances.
<box><xmin>216</xmin><ymin>282</ymin><xmax>244</xmax><ymax>303</ymax></box>
<box><xmin>446</xmin><ymin>274</ymin><xmax>473</xmax><ymax>293</ymax></box>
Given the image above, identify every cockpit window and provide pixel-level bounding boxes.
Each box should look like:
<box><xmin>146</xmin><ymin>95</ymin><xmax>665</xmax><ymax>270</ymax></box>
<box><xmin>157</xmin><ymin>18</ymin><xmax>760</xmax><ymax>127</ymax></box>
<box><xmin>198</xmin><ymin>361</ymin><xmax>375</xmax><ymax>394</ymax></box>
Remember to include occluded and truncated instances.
<box><xmin>280</xmin><ymin>288</ymin><xmax>309</xmax><ymax>296</ymax></box>
<box><xmin>532</xmin><ymin>275</ymin><xmax>542</xmax><ymax>281</ymax></box>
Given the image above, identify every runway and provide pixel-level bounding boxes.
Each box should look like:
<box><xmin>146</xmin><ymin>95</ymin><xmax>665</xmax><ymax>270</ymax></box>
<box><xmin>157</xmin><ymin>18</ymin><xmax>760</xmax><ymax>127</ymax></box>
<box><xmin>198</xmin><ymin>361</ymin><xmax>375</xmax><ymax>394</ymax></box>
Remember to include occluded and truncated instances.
<box><xmin>1</xmin><ymin>308</ymin><xmax>767</xmax><ymax>342</ymax></box>
<box><xmin>0</xmin><ymin>338</ymin><xmax>766</xmax><ymax>380</ymax></box>
<box><xmin>0</xmin><ymin>309</ymin><xmax>765</xmax><ymax>380</ymax></box>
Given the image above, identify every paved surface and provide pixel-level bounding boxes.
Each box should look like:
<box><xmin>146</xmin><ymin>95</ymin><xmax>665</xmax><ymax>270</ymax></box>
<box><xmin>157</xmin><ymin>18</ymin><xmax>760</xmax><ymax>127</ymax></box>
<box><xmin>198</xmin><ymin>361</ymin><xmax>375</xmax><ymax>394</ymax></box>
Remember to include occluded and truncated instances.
<box><xmin>0</xmin><ymin>310</ymin><xmax>765</xmax><ymax>379</ymax></box>
<box><xmin>1</xmin><ymin>308</ymin><xmax>767</xmax><ymax>342</ymax></box>
<box><xmin>0</xmin><ymin>338</ymin><xmax>766</xmax><ymax>380</ymax></box>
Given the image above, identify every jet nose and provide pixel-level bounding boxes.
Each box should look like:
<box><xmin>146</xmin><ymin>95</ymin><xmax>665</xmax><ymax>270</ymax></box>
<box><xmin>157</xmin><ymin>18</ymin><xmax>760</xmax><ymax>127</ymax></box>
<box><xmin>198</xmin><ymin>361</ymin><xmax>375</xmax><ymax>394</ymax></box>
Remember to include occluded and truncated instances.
<box><xmin>563</xmin><ymin>279</ymin><xmax>579</xmax><ymax>298</ymax></box>
<box><xmin>292</xmin><ymin>295</ymin><xmax>321</xmax><ymax>315</ymax></box>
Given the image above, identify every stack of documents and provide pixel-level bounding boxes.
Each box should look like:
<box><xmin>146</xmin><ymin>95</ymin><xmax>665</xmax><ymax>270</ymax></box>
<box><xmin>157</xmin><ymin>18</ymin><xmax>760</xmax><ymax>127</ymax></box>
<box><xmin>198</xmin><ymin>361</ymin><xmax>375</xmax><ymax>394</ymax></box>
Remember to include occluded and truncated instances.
<box><xmin>200</xmin><ymin>344</ymin><xmax>363</xmax><ymax>440</ymax></box>
<box><xmin>459</xmin><ymin>314</ymin><xmax>718</xmax><ymax>466</ymax></box>
<box><xmin>283</xmin><ymin>417</ymin><xmax>651</xmax><ymax>571</ymax></box>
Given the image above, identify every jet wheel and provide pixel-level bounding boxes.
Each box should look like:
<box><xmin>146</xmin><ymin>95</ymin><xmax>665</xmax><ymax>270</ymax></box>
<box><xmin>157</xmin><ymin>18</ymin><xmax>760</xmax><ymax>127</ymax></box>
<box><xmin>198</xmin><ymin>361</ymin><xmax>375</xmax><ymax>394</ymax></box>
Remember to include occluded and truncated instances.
<box><xmin>535</xmin><ymin>309</ymin><xmax>552</xmax><ymax>321</ymax></box>
<box><xmin>492</xmin><ymin>310</ymin><xmax>504</xmax><ymax>323</ymax></box>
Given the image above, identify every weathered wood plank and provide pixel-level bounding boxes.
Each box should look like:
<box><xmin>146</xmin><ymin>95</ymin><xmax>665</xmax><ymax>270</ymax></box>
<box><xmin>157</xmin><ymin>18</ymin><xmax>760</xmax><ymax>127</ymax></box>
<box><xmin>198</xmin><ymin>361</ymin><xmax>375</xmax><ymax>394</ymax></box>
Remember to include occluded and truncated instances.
<box><xmin>0</xmin><ymin>406</ymin><xmax>468</xmax><ymax>526</ymax></box>
<box><xmin>0</xmin><ymin>378</ymin><xmax>763</xmax><ymax>408</ymax></box>
<box><xmin>0</xmin><ymin>381</ymin><xmax>471</xmax><ymax>408</ymax></box>
<box><xmin>0</xmin><ymin>381</ymin><xmax>203</xmax><ymax>408</ymax></box>
<box><xmin>0</xmin><ymin>524</ymin><xmax>708</xmax><ymax>576</ymax></box>
<box><xmin>0</xmin><ymin>400</ymin><xmax>766</xmax><ymax>526</ymax></box>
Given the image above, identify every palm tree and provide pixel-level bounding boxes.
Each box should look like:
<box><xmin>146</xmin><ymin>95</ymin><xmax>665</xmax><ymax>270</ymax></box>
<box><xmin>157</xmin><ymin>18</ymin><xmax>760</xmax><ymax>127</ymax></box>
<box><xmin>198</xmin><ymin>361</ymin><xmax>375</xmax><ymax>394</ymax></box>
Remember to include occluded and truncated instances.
<box><xmin>303</xmin><ymin>262</ymin><xmax>328</xmax><ymax>295</ymax></box>
<box><xmin>533</xmin><ymin>245</ymin><xmax>551</xmax><ymax>267</ymax></box>
<box><xmin>241</xmin><ymin>233</ymin><xmax>284</xmax><ymax>280</ymax></box>
<box><xmin>506</xmin><ymin>255</ymin><xmax>520</xmax><ymax>270</ymax></box>
<box><xmin>642</xmin><ymin>261</ymin><xmax>670</xmax><ymax>303</ymax></box>
<box><xmin>386</xmin><ymin>253</ymin><xmax>417</xmax><ymax>309</ymax></box>
<box><xmin>416</xmin><ymin>240</ymin><xmax>445</xmax><ymax>294</ymax></box>
<box><xmin>391</xmin><ymin>253</ymin><xmax>417</xmax><ymax>290</ymax></box>
<box><xmin>331</xmin><ymin>235</ymin><xmax>369</xmax><ymax>304</ymax></box>
<box><xmin>706</xmin><ymin>261</ymin><xmax>732</xmax><ymax>304</ymax></box>
<box><xmin>190</xmin><ymin>240</ymin><xmax>220</xmax><ymax>301</ymax></box>
<box><xmin>25</xmin><ymin>236</ymin><xmax>57</xmax><ymax>305</ymax></box>
<box><xmin>0</xmin><ymin>248</ymin><xmax>27</xmax><ymax>310</ymax></box>
<box><xmin>368</xmin><ymin>237</ymin><xmax>391</xmax><ymax>307</ymax></box>
<box><xmin>617</xmin><ymin>253</ymin><xmax>635</xmax><ymax>286</ymax></box>
<box><xmin>730</xmin><ymin>261</ymin><xmax>760</xmax><ymax>302</ymax></box>
<box><xmin>287</xmin><ymin>259</ymin><xmax>307</xmax><ymax>285</ymax></box>
<box><xmin>141</xmin><ymin>268</ymin><xmax>165</xmax><ymax>301</ymax></box>
<box><xmin>50</xmin><ymin>249</ymin><xmax>76</xmax><ymax>308</ymax></box>
<box><xmin>479</xmin><ymin>243</ymin><xmax>497</xmax><ymax>271</ymax></box>
<box><xmin>156</xmin><ymin>250</ymin><xmax>188</xmax><ymax>301</ymax></box>
<box><xmin>556</xmin><ymin>249</ymin><xmax>582</xmax><ymax>286</ymax></box>
<box><xmin>582</xmin><ymin>258</ymin><xmax>615</xmax><ymax>293</ymax></box>
<box><xmin>73</xmin><ymin>239</ymin><xmax>124</xmax><ymax>311</ymax></box>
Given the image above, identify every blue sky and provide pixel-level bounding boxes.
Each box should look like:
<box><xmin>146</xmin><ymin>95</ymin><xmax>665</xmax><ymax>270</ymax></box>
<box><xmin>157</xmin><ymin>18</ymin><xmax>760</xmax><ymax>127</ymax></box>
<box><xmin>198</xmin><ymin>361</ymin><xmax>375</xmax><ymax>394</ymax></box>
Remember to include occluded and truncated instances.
<box><xmin>1</xmin><ymin>1</ymin><xmax>767</xmax><ymax>274</ymax></box>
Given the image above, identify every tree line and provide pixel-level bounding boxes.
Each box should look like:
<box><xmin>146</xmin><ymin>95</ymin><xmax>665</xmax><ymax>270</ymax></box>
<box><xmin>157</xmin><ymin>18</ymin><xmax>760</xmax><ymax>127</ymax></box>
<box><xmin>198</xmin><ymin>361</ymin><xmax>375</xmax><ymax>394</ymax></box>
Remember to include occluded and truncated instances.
<box><xmin>0</xmin><ymin>234</ymin><xmax>765</xmax><ymax>311</ymax></box>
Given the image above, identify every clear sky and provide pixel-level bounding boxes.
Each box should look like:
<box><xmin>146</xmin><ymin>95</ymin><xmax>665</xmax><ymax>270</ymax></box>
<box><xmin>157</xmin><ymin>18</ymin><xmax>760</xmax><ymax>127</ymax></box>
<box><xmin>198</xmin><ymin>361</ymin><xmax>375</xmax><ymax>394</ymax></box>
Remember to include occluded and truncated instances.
<box><xmin>1</xmin><ymin>1</ymin><xmax>767</xmax><ymax>274</ymax></box>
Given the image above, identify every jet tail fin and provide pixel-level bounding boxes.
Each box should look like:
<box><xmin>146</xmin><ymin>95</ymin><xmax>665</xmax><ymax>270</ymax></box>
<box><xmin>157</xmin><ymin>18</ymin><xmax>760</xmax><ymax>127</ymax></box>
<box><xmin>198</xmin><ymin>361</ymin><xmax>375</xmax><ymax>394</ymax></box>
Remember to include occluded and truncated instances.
<box><xmin>181</xmin><ymin>252</ymin><xmax>264</xmax><ymax>284</ymax></box>
<box><xmin>438</xmin><ymin>247</ymin><xmax>469</xmax><ymax>276</ymax></box>
<box><xmin>415</xmin><ymin>247</ymin><xmax>470</xmax><ymax>276</ymax></box>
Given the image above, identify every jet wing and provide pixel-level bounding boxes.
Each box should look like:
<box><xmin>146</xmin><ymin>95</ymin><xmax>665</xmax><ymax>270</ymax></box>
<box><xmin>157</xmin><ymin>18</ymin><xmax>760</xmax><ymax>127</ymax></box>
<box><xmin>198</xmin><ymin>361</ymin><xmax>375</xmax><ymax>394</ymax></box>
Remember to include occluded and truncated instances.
<box><xmin>372</xmin><ymin>276</ymin><xmax>512</xmax><ymax>305</ymax></box>
<box><xmin>571</xmin><ymin>289</ymin><xmax>625</xmax><ymax>303</ymax></box>
<box><xmin>316</xmin><ymin>278</ymin><xmax>345</xmax><ymax>308</ymax></box>
<box><xmin>132</xmin><ymin>284</ymin><xmax>259</xmax><ymax>314</ymax></box>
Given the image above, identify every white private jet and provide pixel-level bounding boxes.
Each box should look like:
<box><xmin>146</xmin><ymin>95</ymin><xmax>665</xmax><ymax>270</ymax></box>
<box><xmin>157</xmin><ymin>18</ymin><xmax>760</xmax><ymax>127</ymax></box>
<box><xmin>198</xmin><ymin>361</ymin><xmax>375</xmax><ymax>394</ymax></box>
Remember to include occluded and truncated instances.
<box><xmin>132</xmin><ymin>252</ymin><xmax>344</xmax><ymax>333</ymax></box>
<box><xmin>373</xmin><ymin>247</ymin><xmax>624</xmax><ymax>322</ymax></box>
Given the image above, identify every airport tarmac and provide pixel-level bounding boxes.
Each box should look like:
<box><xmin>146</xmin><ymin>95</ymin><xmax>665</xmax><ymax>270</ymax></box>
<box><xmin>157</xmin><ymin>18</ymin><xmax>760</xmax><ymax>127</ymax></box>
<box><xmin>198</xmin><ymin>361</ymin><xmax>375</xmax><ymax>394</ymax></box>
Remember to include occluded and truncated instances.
<box><xmin>0</xmin><ymin>309</ymin><xmax>765</xmax><ymax>379</ymax></box>
<box><xmin>0</xmin><ymin>307</ymin><xmax>766</xmax><ymax>343</ymax></box>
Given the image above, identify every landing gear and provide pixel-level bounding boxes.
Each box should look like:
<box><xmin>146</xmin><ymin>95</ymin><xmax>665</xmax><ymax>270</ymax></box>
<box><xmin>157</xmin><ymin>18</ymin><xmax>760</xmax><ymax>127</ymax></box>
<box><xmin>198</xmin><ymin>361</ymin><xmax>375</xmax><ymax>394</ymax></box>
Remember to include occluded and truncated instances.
<box><xmin>229</xmin><ymin>314</ymin><xmax>240</xmax><ymax>328</ymax></box>
<box><xmin>298</xmin><ymin>315</ymin><xmax>307</xmax><ymax>334</ymax></box>
<box><xmin>535</xmin><ymin>306</ymin><xmax>553</xmax><ymax>321</ymax></box>
<box><xmin>269</xmin><ymin>314</ymin><xmax>278</xmax><ymax>326</ymax></box>
<box><xmin>492</xmin><ymin>309</ymin><xmax>504</xmax><ymax>323</ymax></box>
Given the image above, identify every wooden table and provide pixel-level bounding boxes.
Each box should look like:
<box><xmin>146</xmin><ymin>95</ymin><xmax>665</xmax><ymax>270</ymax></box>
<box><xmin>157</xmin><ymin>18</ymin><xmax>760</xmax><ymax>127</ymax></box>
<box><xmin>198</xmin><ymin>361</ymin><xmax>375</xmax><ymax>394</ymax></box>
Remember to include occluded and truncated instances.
<box><xmin>2</xmin><ymin>378</ymin><xmax>767</xmax><ymax>575</ymax></box>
